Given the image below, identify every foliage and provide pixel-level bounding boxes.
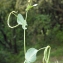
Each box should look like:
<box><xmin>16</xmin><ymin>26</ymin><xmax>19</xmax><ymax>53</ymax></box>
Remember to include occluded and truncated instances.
<box><xmin>0</xmin><ymin>0</ymin><xmax>63</xmax><ymax>63</ymax></box>
<box><xmin>7</xmin><ymin>1</ymin><xmax>51</xmax><ymax>63</ymax></box>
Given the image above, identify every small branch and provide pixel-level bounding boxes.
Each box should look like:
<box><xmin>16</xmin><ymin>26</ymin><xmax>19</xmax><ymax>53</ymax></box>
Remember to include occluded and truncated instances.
<box><xmin>49</xmin><ymin>4</ymin><xmax>63</xmax><ymax>13</ymax></box>
<box><xmin>52</xmin><ymin>7</ymin><xmax>63</xmax><ymax>13</ymax></box>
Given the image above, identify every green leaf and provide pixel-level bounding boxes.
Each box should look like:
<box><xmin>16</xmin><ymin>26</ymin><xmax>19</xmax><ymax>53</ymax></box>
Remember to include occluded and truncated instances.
<box><xmin>17</xmin><ymin>14</ymin><xmax>27</xmax><ymax>29</ymax></box>
<box><xmin>22</xmin><ymin>20</ymin><xmax>27</xmax><ymax>29</ymax></box>
<box><xmin>25</xmin><ymin>48</ymin><xmax>38</xmax><ymax>63</ymax></box>
<box><xmin>17</xmin><ymin>14</ymin><xmax>24</xmax><ymax>25</ymax></box>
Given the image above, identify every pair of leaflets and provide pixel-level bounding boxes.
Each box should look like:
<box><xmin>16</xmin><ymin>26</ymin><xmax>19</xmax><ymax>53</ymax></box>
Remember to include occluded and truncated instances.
<box><xmin>17</xmin><ymin>14</ymin><xmax>27</xmax><ymax>30</ymax></box>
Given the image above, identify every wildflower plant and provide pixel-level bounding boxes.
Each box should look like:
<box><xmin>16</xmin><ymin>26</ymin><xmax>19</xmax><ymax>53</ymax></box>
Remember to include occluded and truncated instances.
<box><xmin>7</xmin><ymin>0</ymin><xmax>51</xmax><ymax>63</ymax></box>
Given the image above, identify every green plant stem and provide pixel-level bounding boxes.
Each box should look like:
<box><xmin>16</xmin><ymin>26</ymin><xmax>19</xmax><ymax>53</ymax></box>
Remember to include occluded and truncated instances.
<box><xmin>7</xmin><ymin>11</ymin><xmax>19</xmax><ymax>28</ymax></box>
<box><xmin>24</xmin><ymin>29</ymin><xmax>26</xmax><ymax>55</ymax></box>
<box><xmin>38</xmin><ymin>47</ymin><xmax>46</xmax><ymax>51</ymax></box>
<box><xmin>12</xmin><ymin>12</ymin><xmax>17</xmax><ymax>17</ymax></box>
<box><xmin>25</xmin><ymin>11</ymin><xmax>28</xmax><ymax>20</ymax></box>
<box><xmin>24</xmin><ymin>11</ymin><xmax>28</xmax><ymax>55</ymax></box>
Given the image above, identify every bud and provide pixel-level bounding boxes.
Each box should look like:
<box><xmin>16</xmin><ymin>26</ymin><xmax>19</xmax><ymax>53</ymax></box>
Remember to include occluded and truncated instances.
<box><xmin>33</xmin><ymin>4</ymin><xmax>38</xmax><ymax>6</ymax></box>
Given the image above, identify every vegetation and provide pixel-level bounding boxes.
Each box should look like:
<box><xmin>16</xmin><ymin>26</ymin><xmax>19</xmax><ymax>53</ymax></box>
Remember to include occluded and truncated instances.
<box><xmin>0</xmin><ymin>0</ymin><xmax>63</xmax><ymax>63</ymax></box>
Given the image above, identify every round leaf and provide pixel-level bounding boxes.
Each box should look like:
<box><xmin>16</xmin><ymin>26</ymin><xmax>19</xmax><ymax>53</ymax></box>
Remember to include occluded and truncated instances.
<box><xmin>25</xmin><ymin>48</ymin><xmax>38</xmax><ymax>63</ymax></box>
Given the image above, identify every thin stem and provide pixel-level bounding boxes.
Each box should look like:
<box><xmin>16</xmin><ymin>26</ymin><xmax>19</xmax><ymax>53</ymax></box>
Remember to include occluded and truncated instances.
<box><xmin>25</xmin><ymin>11</ymin><xmax>28</xmax><ymax>20</ymax></box>
<box><xmin>38</xmin><ymin>47</ymin><xmax>46</xmax><ymax>51</ymax></box>
<box><xmin>24</xmin><ymin>11</ymin><xmax>28</xmax><ymax>55</ymax></box>
<box><xmin>12</xmin><ymin>12</ymin><xmax>17</xmax><ymax>17</ymax></box>
<box><xmin>23</xmin><ymin>30</ymin><xmax>26</xmax><ymax>56</ymax></box>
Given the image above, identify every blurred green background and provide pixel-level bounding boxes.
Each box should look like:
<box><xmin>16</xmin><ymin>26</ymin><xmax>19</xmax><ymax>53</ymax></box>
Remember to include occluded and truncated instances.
<box><xmin>0</xmin><ymin>0</ymin><xmax>63</xmax><ymax>63</ymax></box>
